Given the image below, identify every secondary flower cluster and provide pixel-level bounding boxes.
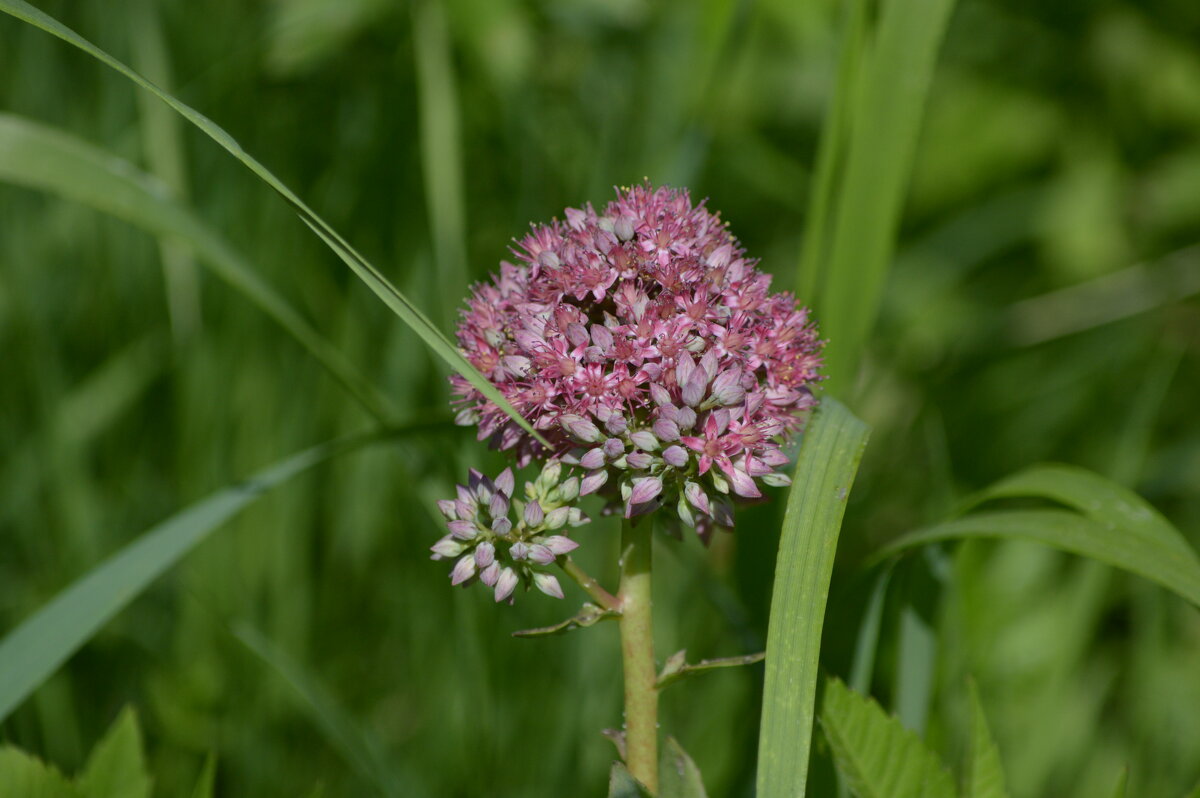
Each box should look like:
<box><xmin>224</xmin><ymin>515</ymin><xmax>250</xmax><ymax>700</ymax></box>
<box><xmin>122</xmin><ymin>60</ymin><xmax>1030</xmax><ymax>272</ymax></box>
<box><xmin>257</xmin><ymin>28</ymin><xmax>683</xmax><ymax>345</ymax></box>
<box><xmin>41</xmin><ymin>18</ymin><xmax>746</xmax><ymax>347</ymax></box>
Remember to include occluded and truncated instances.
<box><xmin>449</xmin><ymin>183</ymin><xmax>823</xmax><ymax>538</ymax></box>
<box><xmin>431</xmin><ymin>462</ymin><xmax>587</xmax><ymax>602</ymax></box>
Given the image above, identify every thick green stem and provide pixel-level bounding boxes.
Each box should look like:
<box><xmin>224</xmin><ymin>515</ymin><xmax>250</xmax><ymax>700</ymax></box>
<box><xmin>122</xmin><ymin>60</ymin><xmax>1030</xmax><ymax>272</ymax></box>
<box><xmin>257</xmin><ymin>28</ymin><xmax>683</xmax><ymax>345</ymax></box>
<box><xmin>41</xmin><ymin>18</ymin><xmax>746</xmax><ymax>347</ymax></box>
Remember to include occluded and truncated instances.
<box><xmin>618</xmin><ymin>517</ymin><xmax>658</xmax><ymax>793</ymax></box>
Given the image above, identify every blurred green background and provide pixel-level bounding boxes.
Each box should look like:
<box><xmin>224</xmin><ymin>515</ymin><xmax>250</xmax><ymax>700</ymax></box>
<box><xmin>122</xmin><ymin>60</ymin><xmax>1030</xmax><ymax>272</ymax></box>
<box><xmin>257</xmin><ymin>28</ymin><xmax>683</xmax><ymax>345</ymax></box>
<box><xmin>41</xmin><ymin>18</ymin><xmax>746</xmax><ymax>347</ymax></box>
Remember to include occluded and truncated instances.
<box><xmin>1</xmin><ymin>0</ymin><xmax>1198</xmax><ymax>795</ymax></box>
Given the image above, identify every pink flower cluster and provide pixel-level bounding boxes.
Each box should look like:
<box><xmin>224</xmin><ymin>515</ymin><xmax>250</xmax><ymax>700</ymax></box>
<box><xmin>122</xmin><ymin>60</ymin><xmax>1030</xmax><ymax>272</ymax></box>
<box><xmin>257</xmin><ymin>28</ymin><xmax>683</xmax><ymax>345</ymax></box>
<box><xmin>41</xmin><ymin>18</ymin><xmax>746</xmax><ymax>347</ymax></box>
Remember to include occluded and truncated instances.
<box><xmin>450</xmin><ymin>184</ymin><xmax>823</xmax><ymax>539</ymax></box>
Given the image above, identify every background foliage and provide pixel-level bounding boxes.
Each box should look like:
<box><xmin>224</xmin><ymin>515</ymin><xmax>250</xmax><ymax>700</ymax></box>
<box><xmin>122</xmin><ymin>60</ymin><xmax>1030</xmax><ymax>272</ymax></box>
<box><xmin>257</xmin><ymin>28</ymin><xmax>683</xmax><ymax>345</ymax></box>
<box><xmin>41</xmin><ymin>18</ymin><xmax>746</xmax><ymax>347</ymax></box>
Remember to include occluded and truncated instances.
<box><xmin>1</xmin><ymin>0</ymin><xmax>1198</xmax><ymax>795</ymax></box>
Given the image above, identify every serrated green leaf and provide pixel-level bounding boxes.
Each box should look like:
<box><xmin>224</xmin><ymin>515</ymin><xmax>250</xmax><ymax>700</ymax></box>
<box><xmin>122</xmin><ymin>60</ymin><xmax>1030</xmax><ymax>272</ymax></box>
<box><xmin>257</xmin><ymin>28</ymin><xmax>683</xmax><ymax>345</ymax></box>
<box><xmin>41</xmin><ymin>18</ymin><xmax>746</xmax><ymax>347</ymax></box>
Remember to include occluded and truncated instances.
<box><xmin>0</xmin><ymin>112</ymin><xmax>396</xmax><ymax>423</ymax></box>
<box><xmin>76</xmin><ymin>708</ymin><xmax>151</xmax><ymax>798</ymax></box>
<box><xmin>0</xmin><ymin>431</ymin><xmax>391</xmax><ymax>723</ymax></box>
<box><xmin>757</xmin><ymin>399</ymin><xmax>870</xmax><ymax>797</ymax></box>
<box><xmin>0</xmin><ymin>0</ymin><xmax>547</xmax><ymax>448</ymax></box>
<box><xmin>609</xmin><ymin>761</ymin><xmax>653</xmax><ymax>798</ymax></box>
<box><xmin>190</xmin><ymin>755</ymin><xmax>216</xmax><ymax>798</ymax></box>
<box><xmin>964</xmin><ymin>680</ymin><xmax>1010</xmax><ymax>798</ymax></box>
<box><xmin>0</xmin><ymin>749</ymin><xmax>80</xmax><ymax>798</ymax></box>
<box><xmin>659</xmin><ymin>737</ymin><xmax>708</xmax><ymax>798</ymax></box>
<box><xmin>875</xmin><ymin>508</ymin><xmax>1200</xmax><ymax>608</ymax></box>
<box><xmin>821</xmin><ymin>678</ymin><xmax>957</xmax><ymax>798</ymax></box>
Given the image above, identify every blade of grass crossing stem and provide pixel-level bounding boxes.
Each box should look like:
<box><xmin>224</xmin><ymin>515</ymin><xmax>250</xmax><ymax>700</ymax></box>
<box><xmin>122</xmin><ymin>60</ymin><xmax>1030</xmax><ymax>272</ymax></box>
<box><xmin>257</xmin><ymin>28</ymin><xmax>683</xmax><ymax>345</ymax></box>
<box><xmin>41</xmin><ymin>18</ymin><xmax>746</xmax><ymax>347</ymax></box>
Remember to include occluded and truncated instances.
<box><xmin>0</xmin><ymin>113</ymin><xmax>396</xmax><ymax>424</ymax></box>
<box><xmin>756</xmin><ymin>399</ymin><xmax>870</xmax><ymax>798</ymax></box>
<box><xmin>965</xmin><ymin>679</ymin><xmax>1011</xmax><ymax>798</ymax></box>
<box><xmin>796</xmin><ymin>0</ymin><xmax>869</xmax><ymax>304</ymax></box>
<box><xmin>233</xmin><ymin>622</ymin><xmax>424</xmax><ymax>798</ymax></box>
<box><xmin>0</xmin><ymin>0</ymin><xmax>547</xmax><ymax>448</ymax></box>
<box><xmin>816</xmin><ymin>0</ymin><xmax>956</xmax><ymax>392</ymax></box>
<box><xmin>0</xmin><ymin>431</ymin><xmax>391</xmax><ymax>723</ymax></box>
<box><xmin>876</xmin><ymin>509</ymin><xmax>1200</xmax><ymax>607</ymax></box>
<box><xmin>412</xmin><ymin>0</ymin><xmax>468</xmax><ymax>327</ymax></box>
<box><xmin>1109</xmin><ymin>769</ymin><xmax>1128</xmax><ymax>798</ymax></box>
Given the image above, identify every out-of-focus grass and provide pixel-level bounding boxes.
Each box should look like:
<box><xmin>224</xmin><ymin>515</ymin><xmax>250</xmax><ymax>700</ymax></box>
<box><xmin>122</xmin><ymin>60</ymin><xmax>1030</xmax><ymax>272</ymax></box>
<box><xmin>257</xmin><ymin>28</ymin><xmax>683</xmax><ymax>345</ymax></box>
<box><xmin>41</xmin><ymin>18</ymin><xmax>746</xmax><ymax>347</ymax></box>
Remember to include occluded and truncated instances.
<box><xmin>0</xmin><ymin>0</ymin><xmax>1198</xmax><ymax>796</ymax></box>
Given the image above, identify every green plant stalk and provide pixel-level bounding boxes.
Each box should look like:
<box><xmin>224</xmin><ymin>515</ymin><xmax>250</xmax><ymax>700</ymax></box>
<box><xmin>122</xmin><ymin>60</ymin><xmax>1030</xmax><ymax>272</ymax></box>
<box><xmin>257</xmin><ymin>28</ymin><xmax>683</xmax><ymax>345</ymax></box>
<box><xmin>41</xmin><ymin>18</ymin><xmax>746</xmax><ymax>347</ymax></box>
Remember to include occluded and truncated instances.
<box><xmin>618</xmin><ymin>518</ymin><xmax>658</xmax><ymax>794</ymax></box>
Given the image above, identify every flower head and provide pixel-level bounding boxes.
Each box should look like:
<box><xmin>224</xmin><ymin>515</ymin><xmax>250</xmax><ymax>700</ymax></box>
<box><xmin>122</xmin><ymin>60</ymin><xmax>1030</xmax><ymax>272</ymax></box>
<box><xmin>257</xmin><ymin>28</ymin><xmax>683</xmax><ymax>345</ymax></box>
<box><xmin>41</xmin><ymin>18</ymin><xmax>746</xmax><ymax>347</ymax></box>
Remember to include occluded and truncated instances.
<box><xmin>451</xmin><ymin>183</ymin><xmax>823</xmax><ymax>538</ymax></box>
<box><xmin>431</xmin><ymin>463</ymin><xmax>587</xmax><ymax>603</ymax></box>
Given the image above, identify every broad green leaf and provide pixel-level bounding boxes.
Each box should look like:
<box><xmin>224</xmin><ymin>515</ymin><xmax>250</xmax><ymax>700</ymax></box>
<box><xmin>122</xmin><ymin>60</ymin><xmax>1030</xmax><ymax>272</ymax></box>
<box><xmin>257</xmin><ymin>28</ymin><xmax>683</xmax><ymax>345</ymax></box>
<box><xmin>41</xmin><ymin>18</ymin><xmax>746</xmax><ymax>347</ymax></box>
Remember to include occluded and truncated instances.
<box><xmin>821</xmin><ymin>678</ymin><xmax>956</xmax><ymax>798</ymax></box>
<box><xmin>76</xmin><ymin>708</ymin><xmax>151</xmax><ymax>798</ymax></box>
<box><xmin>810</xmin><ymin>0</ymin><xmax>957</xmax><ymax>392</ymax></box>
<box><xmin>964</xmin><ymin>680</ymin><xmax>1010</xmax><ymax>798</ymax></box>
<box><xmin>233</xmin><ymin>622</ymin><xmax>421</xmax><ymax>798</ymax></box>
<box><xmin>609</xmin><ymin>762</ymin><xmax>653</xmax><ymax>798</ymax></box>
<box><xmin>0</xmin><ymin>430</ymin><xmax>391</xmax><ymax>722</ymax></box>
<box><xmin>658</xmin><ymin>737</ymin><xmax>707</xmax><ymax>798</ymax></box>
<box><xmin>876</xmin><ymin>509</ymin><xmax>1200</xmax><ymax>608</ymax></box>
<box><xmin>0</xmin><ymin>0</ymin><xmax>547</xmax><ymax>448</ymax></box>
<box><xmin>0</xmin><ymin>113</ymin><xmax>395</xmax><ymax>423</ymax></box>
<box><xmin>0</xmin><ymin>749</ymin><xmax>79</xmax><ymax>798</ymax></box>
<box><xmin>757</xmin><ymin>399</ymin><xmax>870</xmax><ymax>798</ymax></box>
<box><xmin>190</xmin><ymin>755</ymin><xmax>216</xmax><ymax>798</ymax></box>
<box><xmin>1109</xmin><ymin>768</ymin><xmax>1128</xmax><ymax>798</ymax></box>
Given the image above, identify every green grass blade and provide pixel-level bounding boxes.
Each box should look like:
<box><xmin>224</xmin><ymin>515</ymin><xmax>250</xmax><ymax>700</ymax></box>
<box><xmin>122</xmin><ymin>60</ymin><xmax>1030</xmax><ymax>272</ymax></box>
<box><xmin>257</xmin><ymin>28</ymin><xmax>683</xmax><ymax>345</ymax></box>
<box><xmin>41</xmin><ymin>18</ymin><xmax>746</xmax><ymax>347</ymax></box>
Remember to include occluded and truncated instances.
<box><xmin>815</xmin><ymin>0</ymin><xmax>957</xmax><ymax>392</ymax></box>
<box><xmin>820</xmin><ymin>677</ymin><xmax>957</xmax><ymax>798</ymax></box>
<box><xmin>0</xmin><ymin>748</ymin><xmax>78</xmax><ymax>798</ymax></box>
<box><xmin>963</xmin><ymin>463</ymin><xmax>1196</xmax><ymax>559</ymax></box>
<box><xmin>189</xmin><ymin>755</ymin><xmax>216</xmax><ymax>798</ymax></box>
<box><xmin>848</xmin><ymin>567</ymin><xmax>892</xmax><ymax>694</ymax></box>
<box><xmin>876</xmin><ymin>509</ymin><xmax>1200</xmax><ymax>607</ymax></box>
<box><xmin>0</xmin><ymin>431</ymin><xmax>388</xmax><ymax>723</ymax></box>
<box><xmin>756</xmin><ymin>399</ymin><xmax>871</xmax><ymax>798</ymax></box>
<box><xmin>0</xmin><ymin>113</ymin><xmax>396</xmax><ymax>423</ymax></box>
<box><xmin>233</xmin><ymin>622</ymin><xmax>422</xmax><ymax>798</ymax></box>
<box><xmin>796</xmin><ymin>0</ymin><xmax>869</xmax><ymax>303</ymax></box>
<box><xmin>0</xmin><ymin>0</ymin><xmax>546</xmax><ymax>447</ymax></box>
<box><xmin>964</xmin><ymin>680</ymin><xmax>1010</xmax><ymax>798</ymax></box>
<box><xmin>128</xmin><ymin>0</ymin><xmax>201</xmax><ymax>340</ymax></box>
<box><xmin>412</xmin><ymin>0</ymin><xmax>468</xmax><ymax>326</ymax></box>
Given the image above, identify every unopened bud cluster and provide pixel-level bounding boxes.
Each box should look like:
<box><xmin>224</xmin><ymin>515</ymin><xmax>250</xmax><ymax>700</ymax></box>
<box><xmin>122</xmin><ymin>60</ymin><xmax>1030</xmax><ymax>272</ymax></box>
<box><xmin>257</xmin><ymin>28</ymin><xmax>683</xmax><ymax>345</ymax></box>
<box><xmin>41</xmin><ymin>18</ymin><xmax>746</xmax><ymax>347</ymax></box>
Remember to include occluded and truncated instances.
<box><xmin>431</xmin><ymin>462</ymin><xmax>587</xmax><ymax>602</ymax></box>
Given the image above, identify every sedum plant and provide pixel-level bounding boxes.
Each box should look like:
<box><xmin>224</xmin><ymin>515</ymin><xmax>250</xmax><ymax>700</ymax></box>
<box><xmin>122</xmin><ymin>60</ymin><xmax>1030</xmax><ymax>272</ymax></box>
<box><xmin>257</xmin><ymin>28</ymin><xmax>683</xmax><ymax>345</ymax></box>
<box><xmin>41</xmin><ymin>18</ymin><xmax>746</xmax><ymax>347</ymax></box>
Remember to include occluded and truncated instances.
<box><xmin>429</xmin><ymin>183</ymin><xmax>824</xmax><ymax>792</ymax></box>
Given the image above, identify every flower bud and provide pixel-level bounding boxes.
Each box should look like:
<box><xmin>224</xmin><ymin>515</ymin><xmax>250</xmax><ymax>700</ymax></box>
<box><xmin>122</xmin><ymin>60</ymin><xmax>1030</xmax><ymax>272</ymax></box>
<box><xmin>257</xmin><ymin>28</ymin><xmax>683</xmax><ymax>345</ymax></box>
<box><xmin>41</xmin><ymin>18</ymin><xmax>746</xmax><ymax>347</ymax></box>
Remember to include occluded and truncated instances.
<box><xmin>676</xmin><ymin>406</ymin><xmax>697</xmax><ymax>430</ymax></box>
<box><xmin>614</xmin><ymin>216</ymin><xmax>635</xmax><ymax>241</ymax></box>
<box><xmin>708</xmin><ymin>367</ymin><xmax>745</xmax><ymax>406</ymax></box>
<box><xmin>488</xmin><ymin>492</ymin><xmax>510</xmax><ymax>520</ymax></box>
<box><xmin>480</xmin><ymin>561</ymin><xmax>500</xmax><ymax>586</ymax></box>
<box><xmin>545</xmin><ymin>506</ymin><xmax>571</xmax><ymax>529</ymax></box>
<box><xmin>626</xmin><ymin>451</ymin><xmax>653</xmax><ymax>470</ymax></box>
<box><xmin>567</xmin><ymin>507</ymin><xmax>589</xmax><ymax>527</ymax></box>
<box><xmin>510</xmin><ymin>541</ymin><xmax>530</xmax><ymax>561</ymax></box>
<box><xmin>450</xmin><ymin>555</ymin><xmax>477</xmax><ymax>585</ymax></box>
<box><xmin>447</xmin><ymin>520</ymin><xmax>478</xmax><ymax>540</ymax></box>
<box><xmin>604</xmin><ymin>414</ymin><xmax>628</xmax><ymax>435</ymax></box>
<box><xmin>430</xmin><ymin>537</ymin><xmax>466</xmax><ymax>559</ymax></box>
<box><xmin>649</xmin><ymin>383</ymin><xmax>672</xmax><ymax>407</ymax></box>
<box><xmin>580</xmin><ymin>470</ymin><xmax>609</xmax><ymax>495</ymax></box>
<box><xmin>528</xmin><ymin>544</ymin><xmax>556</xmax><ymax>565</ymax></box>
<box><xmin>663</xmin><ymin>445</ymin><xmax>689</xmax><ymax>468</ymax></box>
<box><xmin>684</xmin><ymin>480</ymin><xmax>711</xmax><ymax>515</ymax></box>
<box><xmin>474</xmin><ymin>541</ymin><xmax>496</xmax><ymax>568</ymax></box>
<box><xmin>524</xmin><ymin>500</ymin><xmax>545</xmax><ymax>527</ymax></box>
<box><xmin>629</xmin><ymin>476</ymin><xmax>663</xmax><ymax>505</ymax></box>
<box><xmin>652</xmin><ymin>418</ymin><xmax>680</xmax><ymax>442</ymax></box>
<box><xmin>543</xmin><ymin>536</ymin><xmax>580</xmax><ymax>555</ymax></box>
<box><xmin>580</xmin><ymin>448</ymin><xmax>606</xmax><ymax>470</ymax></box>
<box><xmin>560</xmin><ymin>414</ymin><xmax>602</xmax><ymax>443</ymax></box>
<box><xmin>494</xmin><ymin>567</ymin><xmax>519</xmax><ymax>602</ymax></box>
<box><xmin>493</xmin><ymin>468</ymin><xmax>515</xmax><ymax>497</ymax></box>
<box><xmin>555</xmin><ymin>476</ymin><xmax>580</xmax><ymax>503</ymax></box>
<box><xmin>437</xmin><ymin>500</ymin><xmax>458</xmax><ymax>521</ymax></box>
<box><xmin>491</xmin><ymin>518</ymin><xmax>512</xmax><ymax>536</ymax></box>
<box><xmin>630</xmin><ymin>430</ymin><xmax>659</xmax><ymax>451</ymax></box>
<box><xmin>533</xmin><ymin>572</ymin><xmax>565</xmax><ymax>599</ymax></box>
